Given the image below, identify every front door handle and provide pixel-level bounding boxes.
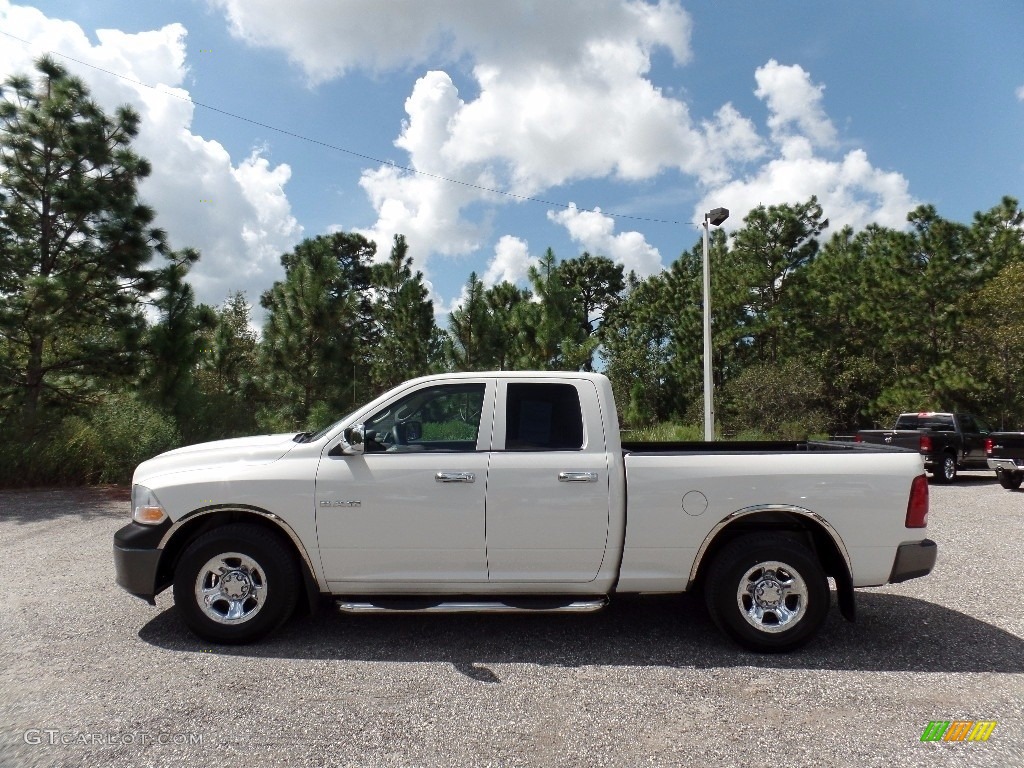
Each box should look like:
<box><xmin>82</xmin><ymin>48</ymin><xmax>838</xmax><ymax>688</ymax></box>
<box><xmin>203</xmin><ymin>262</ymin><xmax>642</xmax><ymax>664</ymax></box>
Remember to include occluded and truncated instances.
<box><xmin>436</xmin><ymin>471</ymin><xmax>476</xmax><ymax>483</ymax></box>
<box><xmin>558</xmin><ymin>471</ymin><xmax>598</xmax><ymax>483</ymax></box>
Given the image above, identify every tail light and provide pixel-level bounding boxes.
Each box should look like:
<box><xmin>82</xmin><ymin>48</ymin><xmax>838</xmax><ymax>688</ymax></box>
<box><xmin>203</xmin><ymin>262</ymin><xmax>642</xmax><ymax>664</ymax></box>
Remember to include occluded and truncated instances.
<box><xmin>906</xmin><ymin>474</ymin><xmax>929</xmax><ymax>528</ymax></box>
<box><xmin>985</xmin><ymin>438</ymin><xmax>993</xmax><ymax>456</ymax></box>
<box><xmin>919</xmin><ymin>434</ymin><xmax>932</xmax><ymax>453</ymax></box>
<box><xmin>854</xmin><ymin>434</ymin><xmax>862</xmax><ymax>443</ymax></box>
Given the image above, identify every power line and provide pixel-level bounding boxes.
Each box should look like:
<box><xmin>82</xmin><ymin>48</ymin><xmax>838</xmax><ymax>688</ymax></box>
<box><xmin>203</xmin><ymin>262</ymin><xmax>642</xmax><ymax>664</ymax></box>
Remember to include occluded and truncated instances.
<box><xmin>0</xmin><ymin>28</ymin><xmax>684</xmax><ymax>226</ymax></box>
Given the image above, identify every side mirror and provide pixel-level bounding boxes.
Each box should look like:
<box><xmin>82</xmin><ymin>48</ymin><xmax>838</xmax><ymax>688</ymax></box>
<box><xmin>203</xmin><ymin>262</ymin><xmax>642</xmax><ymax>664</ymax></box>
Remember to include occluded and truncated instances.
<box><xmin>342</xmin><ymin>424</ymin><xmax>366</xmax><ymax>455</ymax></box>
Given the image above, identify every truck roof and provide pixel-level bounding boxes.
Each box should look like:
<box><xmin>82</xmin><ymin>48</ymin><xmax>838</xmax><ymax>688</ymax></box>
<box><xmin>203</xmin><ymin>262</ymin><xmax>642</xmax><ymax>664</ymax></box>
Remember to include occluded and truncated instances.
<box><xmin>400</xmin><ymin>370</ymin><xmax>611</xmax><ymax>385</ymax></box>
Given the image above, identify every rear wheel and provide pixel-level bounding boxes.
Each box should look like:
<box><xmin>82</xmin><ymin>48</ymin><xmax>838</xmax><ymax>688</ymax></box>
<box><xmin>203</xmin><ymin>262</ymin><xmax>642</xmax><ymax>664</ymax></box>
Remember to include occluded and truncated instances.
<box><xmin>173</xmin><ymin>523</ymin><xmax>300</xmax><ymax>644</ymax></box>
<box><xmin>998</xmin><ymin>470</ymin><xmax>1023</xmax><ymax>490</ymax></box>
<box><xmin>933</xmin><ymin>453</ymin><xmax>958</xmax><ymax>483</ymax></box>
<box><xmin>704</xmin><ymin>534</ymin><xmax>829</xmax><ymax>653</ymax></box>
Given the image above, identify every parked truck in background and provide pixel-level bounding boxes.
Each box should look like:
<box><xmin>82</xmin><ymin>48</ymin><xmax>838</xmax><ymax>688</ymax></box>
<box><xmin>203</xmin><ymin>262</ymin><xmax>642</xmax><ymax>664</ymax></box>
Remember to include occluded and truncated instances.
<box><xmin>986</xmin><ymin>432</ymin><xmax>1024</xmax><ymax>489</ymax></box>
<box><xmin>856</xmin><ymin>412</ymin><xmax>992</xmax><ymax>483</ymax></box>
<box><xmin>114</xmin><ymin>371</ymin><xmax>936</xmax><ymax>653</ymax></box>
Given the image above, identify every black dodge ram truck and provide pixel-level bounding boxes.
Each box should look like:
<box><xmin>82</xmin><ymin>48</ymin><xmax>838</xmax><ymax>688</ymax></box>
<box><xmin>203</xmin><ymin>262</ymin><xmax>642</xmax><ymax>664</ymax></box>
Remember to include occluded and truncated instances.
<box><xmin>857</xmin><ymin>412</ymin><xmax>992</xmax><ymax>483</ymax></box>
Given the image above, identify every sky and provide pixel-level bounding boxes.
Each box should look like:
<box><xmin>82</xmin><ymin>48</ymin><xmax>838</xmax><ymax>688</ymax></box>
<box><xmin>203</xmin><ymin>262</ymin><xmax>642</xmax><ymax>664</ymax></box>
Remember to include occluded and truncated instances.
<box><xmin>1</xmin><ymin>1</ymin><xmax>1022</xmax><ymax>324</ymax></box>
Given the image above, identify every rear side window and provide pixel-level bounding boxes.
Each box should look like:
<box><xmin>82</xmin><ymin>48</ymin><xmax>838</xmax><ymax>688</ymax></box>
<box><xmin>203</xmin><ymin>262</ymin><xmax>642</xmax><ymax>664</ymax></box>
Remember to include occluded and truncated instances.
<box><xmin>505</xmin><ymin>383</ymin><xmax>583</xmax><ymax>450</ymax></box>
<box><xmin>923</xmin><ymin>415</ymin><xmax>955</xmax><ymax>431</ymax></box>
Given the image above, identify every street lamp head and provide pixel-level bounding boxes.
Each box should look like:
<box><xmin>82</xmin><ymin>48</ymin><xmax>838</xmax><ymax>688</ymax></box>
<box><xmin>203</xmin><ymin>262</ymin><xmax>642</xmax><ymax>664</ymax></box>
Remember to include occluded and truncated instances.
<box><xmin>707</xmin><ymin>207</ymin><xmax>729</xmax><ymax>227</ymax></box>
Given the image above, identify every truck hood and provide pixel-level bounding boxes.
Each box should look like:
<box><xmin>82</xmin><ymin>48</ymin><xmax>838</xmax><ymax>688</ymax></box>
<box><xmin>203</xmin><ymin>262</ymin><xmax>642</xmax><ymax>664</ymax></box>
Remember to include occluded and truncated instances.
<box><xmin>133</xmin><ymin>433</ymin><xmax>300</xmax><ymax>484</ymax></box>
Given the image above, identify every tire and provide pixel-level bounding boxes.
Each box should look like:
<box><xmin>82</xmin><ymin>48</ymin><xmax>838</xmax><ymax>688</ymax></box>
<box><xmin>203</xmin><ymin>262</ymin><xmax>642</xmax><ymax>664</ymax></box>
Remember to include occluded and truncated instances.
<box><xmin>704</xmin><ymin>533</ymin><xmax>829</xmax><ymax>653</ymax></box>
<box><xmin>998</xmin><ymin>471</ymin><xmax>1024</xmax><ymax>491</ymax></box>
<box><xmin>173</xmin><ymin>523</ymin><xmax>300</xmax><ymax>644</ymax></box>
<box><xmin>933</xmin><ymin>453</ymin><xmax>958</xmax><ymax>484</ymax></box>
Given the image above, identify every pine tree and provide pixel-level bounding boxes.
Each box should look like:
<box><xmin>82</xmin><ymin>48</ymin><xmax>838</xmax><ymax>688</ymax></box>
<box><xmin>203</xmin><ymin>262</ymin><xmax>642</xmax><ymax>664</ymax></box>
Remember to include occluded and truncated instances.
<box><xmin>0</xmin><ymin>57</ymin><xmax>169</xmax><ymax>425</ymax></box>
<box><xmin>446</xmin><ymin>272</ymin><xmax>494</xmax><ymax>371</ymax></box>
<box><xmin>369</xmin><ymin>234</ymin><xmax>440</xmax><ymax>391</ymax></box>
<box><xmin>259</xmin><ymin>232</ymin><xmax>375</xmax><ymax>424</ymax></box>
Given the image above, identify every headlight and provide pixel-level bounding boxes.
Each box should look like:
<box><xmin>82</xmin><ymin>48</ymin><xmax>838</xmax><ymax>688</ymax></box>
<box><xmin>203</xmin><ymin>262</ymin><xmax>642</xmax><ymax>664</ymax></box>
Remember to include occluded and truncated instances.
<box><xmin>132</xmin><ymin>485</ymin><xmax>168</xmax><ymax>525</ymax></box>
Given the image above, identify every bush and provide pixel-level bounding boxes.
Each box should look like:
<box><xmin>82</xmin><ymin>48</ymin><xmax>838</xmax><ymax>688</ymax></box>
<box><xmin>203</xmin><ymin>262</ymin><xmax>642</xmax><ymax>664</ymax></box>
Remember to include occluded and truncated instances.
<box><xmin>0</xmin><ymin>393</ymin><xmax>180</xmax><ymax>487</ymax></box>
<box><xmin>623</xmin><ymin>422</ymin><xmax>703</xmax><ymax>441</ymax></box>
<box><xmin>720</xmin><ymin>359</ymin><xmax>830</xmax><ymax>439</ymax></box>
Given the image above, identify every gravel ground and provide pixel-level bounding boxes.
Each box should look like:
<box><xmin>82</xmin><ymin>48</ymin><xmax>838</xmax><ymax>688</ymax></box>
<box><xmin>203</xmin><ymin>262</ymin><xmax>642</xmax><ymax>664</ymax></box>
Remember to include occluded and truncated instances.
<box><xmin>1</xmin><ymin>475</ymin><xmax>1023</xmax><ymax>768</ymax></box>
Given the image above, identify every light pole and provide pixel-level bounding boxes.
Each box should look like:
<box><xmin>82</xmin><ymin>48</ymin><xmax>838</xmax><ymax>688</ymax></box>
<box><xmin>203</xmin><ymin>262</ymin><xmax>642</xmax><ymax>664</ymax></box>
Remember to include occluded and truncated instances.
<box><xmin>702</xmin><ymin>206</ymin><xmax>729</xmax><ymax>441</ymax></box>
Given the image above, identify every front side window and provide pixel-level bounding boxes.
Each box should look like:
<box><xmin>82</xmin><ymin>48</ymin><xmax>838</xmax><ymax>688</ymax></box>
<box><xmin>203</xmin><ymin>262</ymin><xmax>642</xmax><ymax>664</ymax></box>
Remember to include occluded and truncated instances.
<box><xmin>364</xmin><ymin>383</ymin><xmax>485</xmax><ymax>453</ymax></box>
<box><xmin>504</xmin><ymin>383</ymin><xmax>584</xmax><ymax>450</ymax></box>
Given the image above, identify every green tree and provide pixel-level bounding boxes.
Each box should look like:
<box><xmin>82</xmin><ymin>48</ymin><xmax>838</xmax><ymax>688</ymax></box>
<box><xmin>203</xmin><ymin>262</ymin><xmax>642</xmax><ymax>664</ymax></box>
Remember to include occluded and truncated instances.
<box><xmin>0</xmin><ymin>56</ymin><xmax>168</xmax><ymax>424</ymax></box>
<box><xmin>446</xmin><ymin>272</ymin><xmax>495</xmax><ymax>371</ymax></box>
<box><xmin>198</xmin><ymin>291</ymin><xmax>259</xmax><ymax>398</ymax></box>
<box><xmin>730</xmin><ymin>197</ymin><xmax>828</xmax><ymax>364</ymax></box>
<box><xmin>558</xmin><ymin>252</ymin><xmax>624</xmax><ymax>371</ymax></box>
<box><xmin>369</xmin><ymin>234</ymin><xmax>440</xmax><ymax>391</ymax></box>
<box><xmin>143</xmin><ymin>248</ymin><xmax>214</xmax><ymax>420</ymax></box>
<box><xmin>516</xmin><ymin>248</ymin><xmax>590</xmax><ymax>369</ymax></box>
<box><xmin>484</xmin><ymin>281</ymin><xmax>531</xmax><ymax>370</ymax></box>
<box><xmin>259</xmin><ymin>232</ymin><xmax>375</xmax><ymax>426</ymax></box>
<box><xmin>960</xmin><ymin>261</ymin><xmax>1024</xmax><ymax>428</ymax></box>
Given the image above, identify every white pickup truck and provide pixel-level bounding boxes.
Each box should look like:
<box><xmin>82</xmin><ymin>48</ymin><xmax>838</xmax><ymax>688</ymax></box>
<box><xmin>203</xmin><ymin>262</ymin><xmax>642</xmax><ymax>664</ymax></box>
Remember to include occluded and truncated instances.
<box><xmin>114</xmin><ymin>371</ymin><xmax>936</xmax><ymax>652</ymax></box>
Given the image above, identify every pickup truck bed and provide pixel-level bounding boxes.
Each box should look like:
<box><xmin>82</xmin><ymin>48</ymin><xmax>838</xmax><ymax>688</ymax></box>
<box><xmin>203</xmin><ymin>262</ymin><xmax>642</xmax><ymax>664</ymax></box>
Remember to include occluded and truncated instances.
<box><xmin>623</xmin><ymin>439</ymin><xmax>881</xmax><ymax>453</ymax></box>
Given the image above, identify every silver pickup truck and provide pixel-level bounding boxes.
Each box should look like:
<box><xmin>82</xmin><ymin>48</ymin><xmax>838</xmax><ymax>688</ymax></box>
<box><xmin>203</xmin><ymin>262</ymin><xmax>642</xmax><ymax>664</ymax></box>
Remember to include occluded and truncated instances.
<box><xmin>115</xmin><ymin>371</ymin><xmax>936</xmax><ymax>652</ymax></box>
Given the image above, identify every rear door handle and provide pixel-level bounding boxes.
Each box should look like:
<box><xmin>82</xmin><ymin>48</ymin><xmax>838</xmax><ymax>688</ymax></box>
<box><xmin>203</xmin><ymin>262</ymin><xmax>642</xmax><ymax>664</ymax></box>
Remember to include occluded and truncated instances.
<box><xmin>435</xmin><ymin>471</ymin><xmax>475</xmax><ymax>483</ymax></box>
<box><xmin>558</xmin><ymin>471</ymin><xmax>598</xmax><ymax>483</ymax></box>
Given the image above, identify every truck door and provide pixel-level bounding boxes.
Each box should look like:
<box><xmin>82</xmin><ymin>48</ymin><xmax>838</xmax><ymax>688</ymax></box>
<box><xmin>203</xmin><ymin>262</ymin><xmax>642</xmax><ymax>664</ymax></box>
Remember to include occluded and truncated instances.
<box><xmin>315</xmin><ymin>380</ymin><xmax>494</xmax><ymax>586</ymax></box>
<box><xmin>484</xmin><ymin>379</ymin><xmax>611</xmax><ymax>583</ymax></box>
<box><xmin>958</xmin><ymin>414</ymin><xmax>989</xmax><ymax>466</ymax></box>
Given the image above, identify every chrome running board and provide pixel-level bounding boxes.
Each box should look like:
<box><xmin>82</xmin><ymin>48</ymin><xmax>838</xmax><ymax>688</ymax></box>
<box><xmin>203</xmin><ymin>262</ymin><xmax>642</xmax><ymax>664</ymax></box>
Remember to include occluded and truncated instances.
<box><xmin>336</xmin><ymin>597</ymin><xmax>608</xmax><ymax>614</ymax></box>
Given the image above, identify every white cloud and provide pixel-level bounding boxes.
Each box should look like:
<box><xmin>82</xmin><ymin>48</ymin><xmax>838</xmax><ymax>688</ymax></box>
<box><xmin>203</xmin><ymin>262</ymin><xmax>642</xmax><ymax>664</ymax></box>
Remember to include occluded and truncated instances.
<box><xmin>211</xmin><ymin>0</ymin><xmax>692</xmax><ymax>83</ymax></box>
<box><xmin>549</xmin><ymin>205</ymin><xmax>663</xmax><ymax>277</ymax></box>
<box><xmin>694</xmin><ymin>62</ymin><xmax>917</xmax><ymax>231</ymax></box>
<box><xmin>754</xmin><ymin>59</ymin><xmax>837</xmax><ymax>148</ymax></box>
<box><xmin>1017</xmin><ymin>84</ymin><xmax>1024</xmax><ymax>101</ymax></box>
<box><xmin>0</xmin><ymin>1</ymin><xmax>302</xmax><ymax>313</ymax></box>
<box><xmin>483</xmin><ymin>236</ymin><xmax>535</xmax><ymax>287</ymax></box>
<box><xmin>355</xmin><ymin>71</ymin><xmax>496</xmax><ymax>279</ymax></box>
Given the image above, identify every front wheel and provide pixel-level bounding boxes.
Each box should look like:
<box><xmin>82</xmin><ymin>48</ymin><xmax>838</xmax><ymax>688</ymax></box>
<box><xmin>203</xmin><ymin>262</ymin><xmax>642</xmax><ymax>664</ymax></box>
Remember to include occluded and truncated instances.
<box><xmin>704</xmin><ymin>534</ymin><xmax>829</xmax><ymax>653</ymax></box>
<box><xmin>998</xmin><ymin>470</ymin><xmax>1023</xmax><ymax>490</ymax></box>
<box><xmin>173</xmin><ymin>523</ymin><xmax>300</xmax><ymax>644</ymax></box>
<box><xmin>933</xmin><ymin>453</ymin><xmax>958</xmax><ymax>484</ymax></box>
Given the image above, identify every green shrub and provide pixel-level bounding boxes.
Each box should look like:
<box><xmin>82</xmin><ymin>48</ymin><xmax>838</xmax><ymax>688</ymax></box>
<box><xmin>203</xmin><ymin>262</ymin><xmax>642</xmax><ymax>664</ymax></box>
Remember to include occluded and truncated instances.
<box><xmin>422</xmin><ymin>420</ymin><xmax>478</xmax><ymax>441</ymax></box>
<box><xmin>623</xmin><ymin>422</ymin><xmax>703</xmax><ymax>441</ymax></box>
<box><xmin>0</xmin><ymin>393</ymin><xmax>180</xmax><ymax>487</ymax></box>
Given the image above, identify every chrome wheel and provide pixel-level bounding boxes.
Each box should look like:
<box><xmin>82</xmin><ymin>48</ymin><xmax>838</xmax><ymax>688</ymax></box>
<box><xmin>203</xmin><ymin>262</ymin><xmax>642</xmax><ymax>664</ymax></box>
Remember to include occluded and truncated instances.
<box><xmin>736</xmin><ymin>560</ymin><xmax>809</xmax><ymax>634</ymax></box>
<box><xmin>942</xmin><ymin>456</ymin><xmax>956</xmax><ymax>482</ymax></box>
<box><xmin>194</xmin><ymin>552</ymin><xmax>267</xmax><ymax>625</ymax></box>
<box><xmin>705</xmin><ymin>534</ymin><xmax>829</xmax><ymax>652</ymax></box>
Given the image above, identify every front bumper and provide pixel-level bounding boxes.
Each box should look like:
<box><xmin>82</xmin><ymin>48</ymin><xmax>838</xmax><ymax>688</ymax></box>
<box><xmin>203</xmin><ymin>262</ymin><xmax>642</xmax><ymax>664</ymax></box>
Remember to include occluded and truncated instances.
<box><xmin>113</xmin><ymin>520</ymin><xmax>171</xmax><ymax>604</ymax></box>
<box><xmin>888</xmin><ymin>539</ymin><xmax>937</xmax><ymax>584</ymax></box>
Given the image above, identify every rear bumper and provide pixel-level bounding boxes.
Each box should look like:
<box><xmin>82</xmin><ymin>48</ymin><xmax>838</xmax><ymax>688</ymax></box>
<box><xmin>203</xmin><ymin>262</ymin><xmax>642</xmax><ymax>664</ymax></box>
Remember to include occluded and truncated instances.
<box><xmin>988</xmin><ymin>458</ymin><xmax>1023</xmax><ymax>473</ymax></box>
<box><xmin>888</xmin><ymin>539</ymin><xmax>937</xmax><ymax>584</ymax></box>
<box><xmin>113</xmin><ymin>521</ymin><xmax>171</xmax><ymax>604</ymax></box>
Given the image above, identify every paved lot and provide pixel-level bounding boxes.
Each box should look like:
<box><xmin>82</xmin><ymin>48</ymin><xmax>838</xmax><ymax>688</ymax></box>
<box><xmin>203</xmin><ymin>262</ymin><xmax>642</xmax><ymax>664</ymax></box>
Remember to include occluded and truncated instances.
<box><xmin>1</xmin><ymin>476</ymin><xmax>1023</xmax><ymax>768</ymax></box>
